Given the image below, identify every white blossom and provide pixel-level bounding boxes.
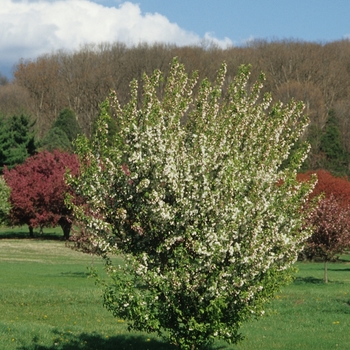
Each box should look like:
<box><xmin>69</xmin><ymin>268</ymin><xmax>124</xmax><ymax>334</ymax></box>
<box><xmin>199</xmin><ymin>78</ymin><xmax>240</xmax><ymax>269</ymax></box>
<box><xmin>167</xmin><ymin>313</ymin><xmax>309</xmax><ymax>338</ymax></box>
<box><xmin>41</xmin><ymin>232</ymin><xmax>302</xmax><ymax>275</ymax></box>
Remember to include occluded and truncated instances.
<box><xmin>67</xmin><ymin>59</ymin><xmax>315</xmax><ymax>350</ymax></box>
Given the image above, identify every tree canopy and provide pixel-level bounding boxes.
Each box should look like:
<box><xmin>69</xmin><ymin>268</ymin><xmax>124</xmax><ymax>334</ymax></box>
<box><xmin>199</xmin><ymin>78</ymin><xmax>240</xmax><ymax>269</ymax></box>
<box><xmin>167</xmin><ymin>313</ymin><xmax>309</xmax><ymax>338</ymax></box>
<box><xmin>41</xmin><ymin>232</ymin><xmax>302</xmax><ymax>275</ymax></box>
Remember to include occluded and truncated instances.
<box><xmin>39</xmin><ymin>127</ymin><xmax>71</xmax><ymax>152</ymax></box>
<box><xmin>4</xmin><ymin>150</ymin><xmax>80</xmax><ymax>239</ymax></box>
<box><xmin>306</xmin><ymin>195</ymin><xmax>350</xmax><ymax>283</ymax></box>
<box><xmin>0</xmin><ymin>114</ymin><xmax>36</xmax><ymax>172</ymax></box>
<box><xmin>298</xmin><ymin>169</ymin><xmax>350</xmax><ymax>282</ymax></box>
<box><xmin>52</xmin><ymin>108</ymin><xmax>81</xmax><ymax>143</ymax></box>
<box><xmin>319</xmin><ymin>110</ymin><xmax>349</xmax><ymax>175</ymax></box>
<box><xmin>68</xmin><ymin>59</ymin><xmax>315</xmax><ymax>349</ymax></box>
<box><xmin>39</xmin><ymin>108</ymin><xmax>81</xmax><ymax>152</ymax></box>
<box><xmin>9</xmin><ymin>40</ymin><xmax>350</xmax><ymax>176</ymax></box>
<box><xmin>298</xmin><ymin>169</ymin><xmax>350</xmax><ymax>208</ymax></box>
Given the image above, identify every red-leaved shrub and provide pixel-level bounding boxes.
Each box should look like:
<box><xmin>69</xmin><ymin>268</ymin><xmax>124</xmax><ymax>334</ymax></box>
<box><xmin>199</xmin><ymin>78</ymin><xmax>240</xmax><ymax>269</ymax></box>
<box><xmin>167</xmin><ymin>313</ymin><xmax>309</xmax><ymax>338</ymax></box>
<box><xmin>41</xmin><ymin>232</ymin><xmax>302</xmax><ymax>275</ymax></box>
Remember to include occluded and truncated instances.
<box><xmin>4</xmin><ymin>150</ymin><xmax>80</xmax><ymax>239</ymax></box>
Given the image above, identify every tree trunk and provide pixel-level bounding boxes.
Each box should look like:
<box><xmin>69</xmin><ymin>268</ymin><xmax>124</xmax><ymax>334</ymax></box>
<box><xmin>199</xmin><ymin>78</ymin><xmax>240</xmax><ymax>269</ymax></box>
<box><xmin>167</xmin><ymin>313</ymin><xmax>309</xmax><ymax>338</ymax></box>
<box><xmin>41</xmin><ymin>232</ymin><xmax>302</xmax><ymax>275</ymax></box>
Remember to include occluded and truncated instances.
<box><xmin>29</xmin><ymin>225</ymin><xmax>34</xmax><ymax>237</ymax></box>
<box><xmin>324</xmin><ymin>259</ymin><xmax>328</xmax><ymax>283</ymax></box>
<box><xmin>59</xmin><ymin>217</ymin><xmax>72</xmax><ymax>240</ymax></box>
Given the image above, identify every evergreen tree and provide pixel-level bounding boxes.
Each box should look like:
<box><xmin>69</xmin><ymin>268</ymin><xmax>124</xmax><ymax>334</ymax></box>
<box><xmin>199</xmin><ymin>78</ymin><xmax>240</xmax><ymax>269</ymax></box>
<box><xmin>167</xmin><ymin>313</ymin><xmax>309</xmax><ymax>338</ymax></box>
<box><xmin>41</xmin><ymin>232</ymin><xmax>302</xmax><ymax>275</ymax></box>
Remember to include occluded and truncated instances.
<box><xmin>39</xmin><ymin>127</ymin><xmax>71</xmax><ymax>152</ymax></box>
<box><xmin>52</xmin><ymin>108</ymin><xmax>81</xmax><ymax>142</ymax></box>
<box><xmin>320</xmin><ymin>110</ymin><xmax>349</xmax><ymax>175</ymax></box>
<box><xmin>39</xmin><ymin>108</ymin><xmax>81</xmax><ymax>152</ymax></box>
<box><xmin>0</xmin><ymin>114</ymin><xmax>36</xmax><ymax>172</ymax></box>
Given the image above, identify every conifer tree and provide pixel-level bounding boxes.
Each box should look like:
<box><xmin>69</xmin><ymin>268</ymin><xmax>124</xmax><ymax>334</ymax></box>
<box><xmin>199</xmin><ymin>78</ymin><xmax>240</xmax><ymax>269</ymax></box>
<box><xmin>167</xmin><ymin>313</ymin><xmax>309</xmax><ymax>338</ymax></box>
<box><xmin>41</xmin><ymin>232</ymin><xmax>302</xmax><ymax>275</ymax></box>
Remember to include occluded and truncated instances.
<box><xmin>0</xmin><ymin>114</ymin><xmax>36</xmax><ymax>172</ymax></box>
<box><xmin>39</xmin><ymin>108</ymin><xmax>81</xmax><ymax>152</ymax></box>
<box><xmin>320</xmin><ymin>109</ymin><xmax>349</xmax><ymax>175</ymax></box>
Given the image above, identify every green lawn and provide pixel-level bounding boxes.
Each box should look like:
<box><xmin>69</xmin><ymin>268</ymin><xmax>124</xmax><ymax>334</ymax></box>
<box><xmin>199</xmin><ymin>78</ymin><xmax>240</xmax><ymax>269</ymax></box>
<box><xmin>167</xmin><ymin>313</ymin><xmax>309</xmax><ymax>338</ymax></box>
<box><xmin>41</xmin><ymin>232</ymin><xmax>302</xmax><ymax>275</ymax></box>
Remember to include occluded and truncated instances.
<box><xmin>234</xmin><ymin>256</ymin><xmax>350</xmax><ymax>350</ymax></box>
<box><xmin>0</xmin><ymin>230</ymin><xmax>349</xmax><ymax>349</ymax></box>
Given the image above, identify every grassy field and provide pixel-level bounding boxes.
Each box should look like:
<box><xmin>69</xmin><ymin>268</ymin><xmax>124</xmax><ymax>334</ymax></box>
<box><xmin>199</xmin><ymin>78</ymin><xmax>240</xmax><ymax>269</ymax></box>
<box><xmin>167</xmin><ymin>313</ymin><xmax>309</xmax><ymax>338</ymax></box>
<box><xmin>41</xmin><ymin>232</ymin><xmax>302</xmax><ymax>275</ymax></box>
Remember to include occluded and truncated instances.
<box><xmin>0</xmin><ymin>226</ymin><xmax>349</xmax><ymax>349</ymax></box>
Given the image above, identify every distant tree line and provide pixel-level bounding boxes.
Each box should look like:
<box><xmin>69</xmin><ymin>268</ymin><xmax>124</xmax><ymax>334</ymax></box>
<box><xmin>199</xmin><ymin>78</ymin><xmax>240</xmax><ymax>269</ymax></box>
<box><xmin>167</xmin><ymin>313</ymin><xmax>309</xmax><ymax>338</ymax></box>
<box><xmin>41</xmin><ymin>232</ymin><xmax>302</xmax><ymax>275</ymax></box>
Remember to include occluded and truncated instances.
<box><xmin>1</xmin><ymin>43</ymin><xmax>350</xmax><ymax>256</ymax></box>
<box><xmin>0</xmin><ymin>39</ymin><xmax>350</xmax><ymax>175</ymax></box>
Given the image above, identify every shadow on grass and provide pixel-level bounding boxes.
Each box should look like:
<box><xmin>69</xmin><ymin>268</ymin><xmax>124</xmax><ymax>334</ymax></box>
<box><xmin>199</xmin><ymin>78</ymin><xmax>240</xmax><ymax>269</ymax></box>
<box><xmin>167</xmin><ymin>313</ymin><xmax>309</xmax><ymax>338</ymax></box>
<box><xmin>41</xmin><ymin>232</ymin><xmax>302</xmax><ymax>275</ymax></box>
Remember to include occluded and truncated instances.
<box><xmin>17</xmin><ymin>332</ymin><xmax>176</xmax><ymax>350</ymax></box>
<box><xmin>294</xmin><ymin>276</ymin><xmax>324</xmax><ymax>284</ymax></box>
<box><xmin>0</xmin><ymin>228</ymin><xmax>63</xmax><ymax>241</ymax></box>
<box><xmin>59</xmin><ymin>271</ymin><xmax>90</xmax><ymax>278</ymax></box>
<box><xmin>327</xmin><ymin>267</ymin><xmax>350</xmax><ymax>272</ymax></box>
<box><xmin>17</xmin><ymin>331</ymin><xmax>228</xmax><ymax>350</ymax></box>
<box><xmin>294</xmin><ymin>276</ymin><xmax>346</xmax><ymax>285</ymax></box>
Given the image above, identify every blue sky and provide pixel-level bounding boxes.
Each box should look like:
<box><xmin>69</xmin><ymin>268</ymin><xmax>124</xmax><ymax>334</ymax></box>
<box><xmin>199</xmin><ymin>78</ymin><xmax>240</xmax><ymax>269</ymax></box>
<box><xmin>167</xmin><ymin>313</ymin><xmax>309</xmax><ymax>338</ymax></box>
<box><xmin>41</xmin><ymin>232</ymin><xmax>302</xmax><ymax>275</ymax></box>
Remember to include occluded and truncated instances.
<box><xmin>1</xmin><ymin>0</ymin><xmax>349</xmax><ymax>79</ymax></box>
<box><xmin>124</xmin><ymin>0</ymin><xmax>350</xmax><ymax>43</ymax></box>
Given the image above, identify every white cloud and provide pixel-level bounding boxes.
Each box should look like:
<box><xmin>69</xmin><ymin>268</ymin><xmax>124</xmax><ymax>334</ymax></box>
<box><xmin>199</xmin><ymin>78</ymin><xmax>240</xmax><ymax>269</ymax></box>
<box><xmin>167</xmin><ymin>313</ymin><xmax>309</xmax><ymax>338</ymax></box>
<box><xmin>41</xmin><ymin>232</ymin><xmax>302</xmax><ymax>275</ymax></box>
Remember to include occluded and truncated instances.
<box><xmin>203</xmin><ymin>33</ymin><xmax>233</xmax><ymax>48</ymax></box>
<box><xmin>0</xmin><ymin>0</ymin><xmax>232</xmax><ymax>69</ymax></box>
<box><xmin>238</xmin><ymin>35</ymin><xmax>256</xmax><ymax>46</ymax></box>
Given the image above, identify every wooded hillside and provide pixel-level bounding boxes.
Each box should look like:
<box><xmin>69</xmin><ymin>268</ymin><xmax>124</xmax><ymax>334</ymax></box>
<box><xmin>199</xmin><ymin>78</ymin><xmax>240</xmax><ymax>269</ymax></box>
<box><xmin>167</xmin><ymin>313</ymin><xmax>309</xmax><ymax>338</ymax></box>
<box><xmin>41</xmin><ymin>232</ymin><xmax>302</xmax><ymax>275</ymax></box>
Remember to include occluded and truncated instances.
<box><xmin>1</xmin><ymin>39</ymin><xmax>350</xmax><ymax>175</ymax></box>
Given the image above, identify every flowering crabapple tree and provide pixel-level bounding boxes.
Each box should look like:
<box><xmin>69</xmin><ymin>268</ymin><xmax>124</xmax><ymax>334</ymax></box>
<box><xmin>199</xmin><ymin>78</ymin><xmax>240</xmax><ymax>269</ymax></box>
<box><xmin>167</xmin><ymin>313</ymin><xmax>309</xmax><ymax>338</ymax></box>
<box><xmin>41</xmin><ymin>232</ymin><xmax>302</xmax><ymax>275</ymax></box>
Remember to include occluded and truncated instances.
<box><xmin>67</xmin><ymin>59</ymin><xmax>315</xmax><ymax>349</ymax></box>
<box><xmin>4</xmin><ymin>150</ymin><xmax>79</xmax><ymax>239</ymax></box>
<box><xmin>306</xmin><ymin>195</ymin><xmax>350</xmax><ymax>283</ymax></box>
<box><xmin>298</xmin><ymin>170</ymin><xmax>350</xmax><ymax>282</ymax></box>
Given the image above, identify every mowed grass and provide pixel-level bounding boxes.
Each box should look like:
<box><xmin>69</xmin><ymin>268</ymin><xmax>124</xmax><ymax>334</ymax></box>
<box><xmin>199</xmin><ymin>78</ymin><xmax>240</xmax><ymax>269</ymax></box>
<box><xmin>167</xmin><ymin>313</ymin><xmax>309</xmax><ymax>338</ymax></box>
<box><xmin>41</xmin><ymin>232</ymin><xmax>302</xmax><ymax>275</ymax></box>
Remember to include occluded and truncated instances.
<box><xmin>0</xmin><ymin>227</ymin><xmax>349</xmax><ymax>350</ymax></box>
<box><xmin>0</xmin><ymin>228</ymin><xmax>173</xmax><ymax>350</ymax></box>
<box><xmin>234</xmin><ymin>256</ymin><xmax>350</xmax><ymax>350</ymax></box>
